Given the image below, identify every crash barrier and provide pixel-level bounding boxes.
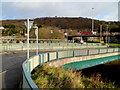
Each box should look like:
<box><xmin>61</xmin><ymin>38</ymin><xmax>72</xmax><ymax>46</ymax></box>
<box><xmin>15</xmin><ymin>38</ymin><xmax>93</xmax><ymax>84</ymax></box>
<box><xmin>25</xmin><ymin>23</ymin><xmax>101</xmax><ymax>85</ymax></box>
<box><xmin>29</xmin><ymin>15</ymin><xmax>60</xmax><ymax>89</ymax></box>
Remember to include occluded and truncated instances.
<box><xmin>0</xmin><ymin>39</ymin><xmax>67</xmax><ymax>43</ymax></box>
<box><xmin>1</xmin><ymin>43</ymin><xmax>107</xmax><ymax>52</ymax></box>
<box><xmin>22</xmin><ymin>48</ymin><xmax>119</xmax><ymax>89</ymax></box>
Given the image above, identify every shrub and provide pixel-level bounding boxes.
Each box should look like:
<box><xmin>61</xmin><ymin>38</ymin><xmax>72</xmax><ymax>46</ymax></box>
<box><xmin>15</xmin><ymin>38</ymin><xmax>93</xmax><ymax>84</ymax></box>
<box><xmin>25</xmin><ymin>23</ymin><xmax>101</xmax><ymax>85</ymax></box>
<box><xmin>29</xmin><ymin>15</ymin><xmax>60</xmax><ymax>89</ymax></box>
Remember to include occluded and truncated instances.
<box><xmin>31</xmin><ymin>63</ymin><xmax>117</xmax><ymax>88</ymax></box>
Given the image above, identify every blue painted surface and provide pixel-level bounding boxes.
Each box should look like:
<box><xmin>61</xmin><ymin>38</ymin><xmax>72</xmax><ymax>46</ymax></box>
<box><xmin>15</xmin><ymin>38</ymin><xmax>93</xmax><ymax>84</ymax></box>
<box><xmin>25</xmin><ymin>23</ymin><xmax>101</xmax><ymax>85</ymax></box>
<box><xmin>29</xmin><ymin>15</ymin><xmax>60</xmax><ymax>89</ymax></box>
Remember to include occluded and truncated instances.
<box><xmin>64</xmin><ymin>55</ymin><xmax>120</xmax><ymax>70</ymax></box>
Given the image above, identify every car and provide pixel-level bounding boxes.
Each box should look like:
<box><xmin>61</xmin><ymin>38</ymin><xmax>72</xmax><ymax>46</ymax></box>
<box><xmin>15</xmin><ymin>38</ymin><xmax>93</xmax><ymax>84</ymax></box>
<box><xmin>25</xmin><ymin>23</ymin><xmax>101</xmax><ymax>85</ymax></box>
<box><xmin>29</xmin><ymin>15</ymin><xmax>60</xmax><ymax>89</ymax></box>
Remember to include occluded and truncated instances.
<box><xmin>74</xmin><ymin>40</ymin><xmax>84</xmax><ymax>44</ymax></box>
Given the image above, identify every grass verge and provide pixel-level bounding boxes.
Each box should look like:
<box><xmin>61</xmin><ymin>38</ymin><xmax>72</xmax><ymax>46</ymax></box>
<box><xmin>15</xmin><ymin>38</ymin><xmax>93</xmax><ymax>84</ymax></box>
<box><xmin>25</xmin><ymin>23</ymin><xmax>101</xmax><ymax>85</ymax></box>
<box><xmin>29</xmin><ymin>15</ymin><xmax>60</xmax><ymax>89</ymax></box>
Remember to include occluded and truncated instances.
<box><xmin>108</xmin><ymin>43</ymin><xmax>120</xmax><ymax>46</ymax></box>
<box><xmin>31</xmin><ymin>63</ymin><xmax>116</xmax><ymax>88</ymax></box>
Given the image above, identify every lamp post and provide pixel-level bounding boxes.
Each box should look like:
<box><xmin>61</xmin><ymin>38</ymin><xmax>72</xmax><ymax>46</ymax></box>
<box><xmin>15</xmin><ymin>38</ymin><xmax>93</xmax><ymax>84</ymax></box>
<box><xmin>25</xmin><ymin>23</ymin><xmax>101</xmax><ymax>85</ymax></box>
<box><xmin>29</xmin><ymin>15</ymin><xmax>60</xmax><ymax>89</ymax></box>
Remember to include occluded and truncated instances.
<box><xmin>33</xmin><ymin>24</ymin><xmax>39</xmax><ymax>55</ymax></box>
<box><xmin>106</xmin><ymin>25</ymin><xmax>109</xmax><ymax>45</ymax></box>
<box><xmin>100</xmin><ymin>25</ymin><xmax>102</xmax><ymax>42</ymax></box>
<box><xmin>92</xmin><ymin>8</ymin><xmax>94</xmax><ymax>33</ymax></box>
<box><xmin>24</xmin><ymin>18</ymin><xmax>34</xmax><ymax>59</ymax></box>
<box><xmin>91</xmin><ymin>8</ymin><xmax>94</xmax><ymax>41</ymax></box>
<box><xmin>108</xmin><ymin>22</ymin><xmax>111</xmax><ymax>44</ymax></box>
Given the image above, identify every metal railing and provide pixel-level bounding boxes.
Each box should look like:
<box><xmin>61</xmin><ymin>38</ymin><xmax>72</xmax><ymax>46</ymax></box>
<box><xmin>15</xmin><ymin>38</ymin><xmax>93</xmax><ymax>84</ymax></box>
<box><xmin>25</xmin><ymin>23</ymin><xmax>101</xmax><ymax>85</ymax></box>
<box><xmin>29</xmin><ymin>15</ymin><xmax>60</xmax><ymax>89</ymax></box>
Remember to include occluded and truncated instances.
<box><xmin>22</xmin><ymin>48</ymin><xmax>119</xmax><ymax>89</ymax></box>
<box><xmin>1</xmin><ymin>43</ymin><xmax>107</xmax><ymax>52</ymax></box>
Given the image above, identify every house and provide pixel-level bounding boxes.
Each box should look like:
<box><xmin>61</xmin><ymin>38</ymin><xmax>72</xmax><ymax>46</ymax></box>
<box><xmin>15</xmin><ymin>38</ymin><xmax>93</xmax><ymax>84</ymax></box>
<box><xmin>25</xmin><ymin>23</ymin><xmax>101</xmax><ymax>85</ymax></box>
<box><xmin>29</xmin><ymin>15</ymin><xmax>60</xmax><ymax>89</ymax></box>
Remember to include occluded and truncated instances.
<box><xmin>0</xmin><ymin>26</ymin><xmax>5</xmax><ymax>34</ymax></box>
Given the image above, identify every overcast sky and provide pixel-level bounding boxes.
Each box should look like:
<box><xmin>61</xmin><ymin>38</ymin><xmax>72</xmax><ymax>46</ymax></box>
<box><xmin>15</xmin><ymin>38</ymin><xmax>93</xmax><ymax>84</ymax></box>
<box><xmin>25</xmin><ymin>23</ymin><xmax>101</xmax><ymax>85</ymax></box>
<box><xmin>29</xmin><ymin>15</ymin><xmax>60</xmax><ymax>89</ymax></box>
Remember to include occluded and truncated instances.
<box><xmin>1</xmin><ymin>0</ymin><xmax>120</xmax><ymax>21</ymax></box>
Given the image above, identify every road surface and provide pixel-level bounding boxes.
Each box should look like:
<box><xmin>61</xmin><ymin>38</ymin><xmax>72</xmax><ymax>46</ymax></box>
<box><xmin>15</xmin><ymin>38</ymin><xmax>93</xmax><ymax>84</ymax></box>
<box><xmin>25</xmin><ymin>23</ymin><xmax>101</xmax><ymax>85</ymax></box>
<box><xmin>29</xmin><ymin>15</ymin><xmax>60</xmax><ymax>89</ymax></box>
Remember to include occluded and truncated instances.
<box><xmin>1</xmin><ymin>51</ymin><xmax>47</xmax><ymax>89</ymax></box>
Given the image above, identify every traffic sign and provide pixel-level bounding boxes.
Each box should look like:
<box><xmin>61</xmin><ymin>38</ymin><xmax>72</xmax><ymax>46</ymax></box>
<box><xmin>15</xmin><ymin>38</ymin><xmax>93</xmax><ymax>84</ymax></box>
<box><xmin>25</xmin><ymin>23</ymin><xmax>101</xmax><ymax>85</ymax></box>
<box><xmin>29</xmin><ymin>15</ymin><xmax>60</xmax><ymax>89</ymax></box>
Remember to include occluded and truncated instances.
<box><xmin>24</xmin><ymin>21</ymin><xmax>34</xmax><ymax>31</ymax></box>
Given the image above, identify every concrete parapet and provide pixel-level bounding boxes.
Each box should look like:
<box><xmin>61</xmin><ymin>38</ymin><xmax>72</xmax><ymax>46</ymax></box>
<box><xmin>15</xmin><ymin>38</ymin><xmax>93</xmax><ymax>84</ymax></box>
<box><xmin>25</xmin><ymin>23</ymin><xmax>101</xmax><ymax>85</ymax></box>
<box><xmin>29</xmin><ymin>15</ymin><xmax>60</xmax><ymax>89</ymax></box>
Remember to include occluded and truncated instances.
<box><xmin>48</xmin><ymin>52</ymin><xmax>119</xmax><ymax>67</ymax></box>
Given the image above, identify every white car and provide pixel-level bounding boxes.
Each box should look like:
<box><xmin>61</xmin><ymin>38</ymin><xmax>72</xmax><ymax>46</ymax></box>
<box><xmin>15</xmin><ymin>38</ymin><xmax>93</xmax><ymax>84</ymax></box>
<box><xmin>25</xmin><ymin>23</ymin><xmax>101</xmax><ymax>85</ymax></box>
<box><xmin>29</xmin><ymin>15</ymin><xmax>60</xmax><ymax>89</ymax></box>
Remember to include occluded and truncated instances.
<box><xmin>80</xmin><ymin>40</ymin><xmax>84</xmax><ymax>44</ymax></box>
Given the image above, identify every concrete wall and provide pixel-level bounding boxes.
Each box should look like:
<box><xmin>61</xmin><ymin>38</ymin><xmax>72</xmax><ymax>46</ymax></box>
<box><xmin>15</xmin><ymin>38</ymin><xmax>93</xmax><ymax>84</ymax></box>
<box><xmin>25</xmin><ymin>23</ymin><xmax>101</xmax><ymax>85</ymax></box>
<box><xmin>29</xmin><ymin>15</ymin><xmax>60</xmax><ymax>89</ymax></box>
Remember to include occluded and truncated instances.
<box><xmin>48</xmin><ymin>52</ymin><xmax>119</xmax><ymax>67</ymax></box>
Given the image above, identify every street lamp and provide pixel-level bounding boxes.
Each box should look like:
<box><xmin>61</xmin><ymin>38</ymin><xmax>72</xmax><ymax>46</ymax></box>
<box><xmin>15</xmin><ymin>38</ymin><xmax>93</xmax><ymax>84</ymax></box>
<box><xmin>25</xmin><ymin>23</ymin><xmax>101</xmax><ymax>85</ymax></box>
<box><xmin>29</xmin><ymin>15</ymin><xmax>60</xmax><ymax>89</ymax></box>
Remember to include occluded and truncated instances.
<box><xmin>100</xmin><ymin>25</ymin><xmax>102</xmax><ymax>42</ymax></box>
<box><xmin>108</xmin><ymin>22</ymin><xmax>111</xmax><ymax>44</ymax></box>
<box><xmin>24</xmin><ymin>18</ymin><xmax>34</xmax><ymax>59</ymax></box>
<box><xmin>106</xmin><ymin>25</ymin><xmax>109</xmax><ymax>45</ymax></box>
<box><xmin>33</xmin><ymin>24</ymin><xmax>39</xmax><ymax>55</ymax></box>
<box><xmin>92</xmin><ymin>8</ymin><xmax>94</xmax><ymax>33</ymax></box>
<box><xmin>91</xmin><ymin>8</ymin><xmax>94</xmax><ymax>41</ymax></box>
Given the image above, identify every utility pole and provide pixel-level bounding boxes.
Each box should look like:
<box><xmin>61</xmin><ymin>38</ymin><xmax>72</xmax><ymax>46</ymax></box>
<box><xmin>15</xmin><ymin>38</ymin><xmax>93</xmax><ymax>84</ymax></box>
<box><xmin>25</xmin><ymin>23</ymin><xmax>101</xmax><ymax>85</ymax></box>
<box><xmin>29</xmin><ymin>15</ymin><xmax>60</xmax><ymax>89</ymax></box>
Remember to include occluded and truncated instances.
<box><xmin>108</xmin><ymin>22</ymin><xmax>111</xmax><ymax>44</ymax></box>
<box><xmin>106</xmin><ymin>25</ymin><xmax>109</xmax><ymax>45</ymax></box>
<box><xmin>92</xmin><ymin>8</ymin><xmax>94</xmax><ymax>33</ymax></box>
<box><xmin>92</xmin><ymin>8</ymin><xmax>94</xmax><ymax>41</ymax></box>
<box><xmin>100</xmin><ymin>25</ymin><xmax>102</xmax><ymax>42</ymax></box>
<box><xmin>27</xmin><ymin>18</ymin><xmax>30</xmax><ymax>59</ymax></box>
<box><xmin>33</xmin><ymin>24</ymin><xmax>39</xmax><ymax>55</ymax></box>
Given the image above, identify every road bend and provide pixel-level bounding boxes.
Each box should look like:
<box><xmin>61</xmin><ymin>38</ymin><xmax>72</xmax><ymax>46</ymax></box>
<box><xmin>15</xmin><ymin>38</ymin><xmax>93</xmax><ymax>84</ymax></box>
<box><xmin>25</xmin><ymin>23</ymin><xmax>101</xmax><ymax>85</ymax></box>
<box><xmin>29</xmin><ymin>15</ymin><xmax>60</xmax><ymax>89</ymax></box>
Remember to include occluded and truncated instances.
<box><xmin>1</xmin><ymin>51</ymin><xmax>48</xmax><ymax>89</ymax></box>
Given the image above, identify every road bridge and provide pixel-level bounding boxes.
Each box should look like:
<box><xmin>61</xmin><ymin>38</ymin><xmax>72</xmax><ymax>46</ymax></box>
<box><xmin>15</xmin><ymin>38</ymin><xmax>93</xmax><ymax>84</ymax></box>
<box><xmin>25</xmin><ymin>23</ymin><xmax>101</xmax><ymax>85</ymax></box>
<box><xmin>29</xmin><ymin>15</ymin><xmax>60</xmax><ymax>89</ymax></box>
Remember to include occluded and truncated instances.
<box><xmin>1</xmin><ymin>48</ymin><xmax>119</xmax><ymax>89</ymax></box>
<box><xmin>0</xmin><ymin>41</ymin><xmax>119</xmax><ymax>89</ymax></box>
<box><xmin>22</xmin><ymin>48</ymin><xmax>119</xmax><ymax>89</ymax></box>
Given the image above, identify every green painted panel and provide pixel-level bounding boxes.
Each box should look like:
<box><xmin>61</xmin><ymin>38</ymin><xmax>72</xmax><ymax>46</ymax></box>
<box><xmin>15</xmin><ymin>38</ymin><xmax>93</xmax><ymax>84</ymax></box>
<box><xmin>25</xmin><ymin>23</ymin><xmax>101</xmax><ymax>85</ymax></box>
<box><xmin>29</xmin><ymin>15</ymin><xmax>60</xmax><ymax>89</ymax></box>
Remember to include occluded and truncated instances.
<box><xmin>64</xmin><ymin>55</ymin><xmax>120</xmax><ymax>70</ymax></box>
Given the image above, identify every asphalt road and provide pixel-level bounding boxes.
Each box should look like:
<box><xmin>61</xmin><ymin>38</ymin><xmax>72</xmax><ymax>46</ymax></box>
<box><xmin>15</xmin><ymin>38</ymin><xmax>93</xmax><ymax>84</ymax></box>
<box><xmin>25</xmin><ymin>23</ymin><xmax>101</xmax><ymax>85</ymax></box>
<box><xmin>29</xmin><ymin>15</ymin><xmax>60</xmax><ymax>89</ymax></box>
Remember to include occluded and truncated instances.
<box><xmin>1</xmin><ymin>51</ymin><xmax>47</xmax><ymax>89</ymax></box>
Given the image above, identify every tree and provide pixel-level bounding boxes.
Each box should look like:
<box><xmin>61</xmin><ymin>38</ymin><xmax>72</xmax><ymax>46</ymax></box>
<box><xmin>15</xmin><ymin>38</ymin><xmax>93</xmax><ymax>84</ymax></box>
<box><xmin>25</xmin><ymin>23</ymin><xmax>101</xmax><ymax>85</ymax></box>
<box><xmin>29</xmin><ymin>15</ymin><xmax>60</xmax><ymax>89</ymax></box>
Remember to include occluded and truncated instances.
<box><xmin>8</xmin><ymin>25</ymin><xmax>18</xmax><ymax>36</ymax></box>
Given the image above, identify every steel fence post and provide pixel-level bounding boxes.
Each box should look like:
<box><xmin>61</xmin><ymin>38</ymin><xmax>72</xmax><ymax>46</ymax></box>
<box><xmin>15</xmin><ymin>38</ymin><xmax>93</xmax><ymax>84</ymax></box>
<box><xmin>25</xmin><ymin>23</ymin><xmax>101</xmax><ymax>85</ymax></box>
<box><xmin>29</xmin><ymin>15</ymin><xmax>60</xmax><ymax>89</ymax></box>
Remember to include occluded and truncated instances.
<box><xmin>87</xmin><ymin>49</ymin><xmax>89</xmax><ymax>55</ymax></box>
<box><xmin>99</xmin><ymin>49</ymin><xmax>100</xmax><ymax>54</ymax></box>
<box><xmin>48</xmin><ymin>53</ymin><xmax>50</xmax><ymax>62</ymax></box>
<box><xmin>56</xmin><ymin>51</ymin><xmax>58</xmax><ymax>60</ymax></box>
<box><xmin>40</xmin><ymin>54</ymin><xmax>43</xmax><ymax>65</ymax></box>
<box><xmin>73</xmin><ymin>50</ymin><xmax>74</xmax><ymax>57</ymax></box>
<box><xmin>106</xmin><ymin>48</ymin><xmax>108</xmax><ymax>53</ymax></box>
<box><xmin>27</xmin><ymin>61</ymin><xmax>30</xmax><ymax>73</ymax></box>
<box><xmin>113</xmin><ymin>48</ymin><xmax>114</xmax><ymax>53</ymax></box>
<box><xmin>98</xmin><ymin>49</ymin><xmax>100</xmax><ymax>54</ymax></box>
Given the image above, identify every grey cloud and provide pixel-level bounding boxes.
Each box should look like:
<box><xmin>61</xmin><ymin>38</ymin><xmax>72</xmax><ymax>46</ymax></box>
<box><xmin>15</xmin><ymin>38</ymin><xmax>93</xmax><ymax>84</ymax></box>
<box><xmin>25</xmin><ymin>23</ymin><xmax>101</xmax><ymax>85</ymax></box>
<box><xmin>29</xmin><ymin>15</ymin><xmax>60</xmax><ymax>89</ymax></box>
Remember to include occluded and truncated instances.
<box><xmin>2</xmin><ymin>2</ymin><xmax>118</xmax><ymax>21</ymax></box>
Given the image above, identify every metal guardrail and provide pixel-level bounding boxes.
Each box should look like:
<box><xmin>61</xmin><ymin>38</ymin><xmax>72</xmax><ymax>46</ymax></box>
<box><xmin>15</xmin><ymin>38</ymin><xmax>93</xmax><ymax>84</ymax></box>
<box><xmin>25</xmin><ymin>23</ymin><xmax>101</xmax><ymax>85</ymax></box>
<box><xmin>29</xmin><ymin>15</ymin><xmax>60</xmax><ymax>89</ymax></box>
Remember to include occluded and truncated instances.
<box><xmin>22</xmin><ymin>48</ymin><xmax>119</xmax><ymax>89</ymax></box>
<box><xmin>0</xmin><ymin>43</ymin><xmax>107</xmax><ymax>52</ymax></box>
<box><xmin>0</xmin><ymin>39</ymin><xmax>68</xmax><ymax>43</ymax></box>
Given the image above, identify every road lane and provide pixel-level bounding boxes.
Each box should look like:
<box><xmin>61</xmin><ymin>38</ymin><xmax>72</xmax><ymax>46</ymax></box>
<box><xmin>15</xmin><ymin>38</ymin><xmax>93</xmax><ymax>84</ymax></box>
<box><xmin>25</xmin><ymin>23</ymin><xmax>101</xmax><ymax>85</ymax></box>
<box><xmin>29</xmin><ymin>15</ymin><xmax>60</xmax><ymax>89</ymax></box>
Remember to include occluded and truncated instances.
<box><xmin>1</xmin><ymin>51</ymin><xmax>46</xmax><ymax>89</ymax></box>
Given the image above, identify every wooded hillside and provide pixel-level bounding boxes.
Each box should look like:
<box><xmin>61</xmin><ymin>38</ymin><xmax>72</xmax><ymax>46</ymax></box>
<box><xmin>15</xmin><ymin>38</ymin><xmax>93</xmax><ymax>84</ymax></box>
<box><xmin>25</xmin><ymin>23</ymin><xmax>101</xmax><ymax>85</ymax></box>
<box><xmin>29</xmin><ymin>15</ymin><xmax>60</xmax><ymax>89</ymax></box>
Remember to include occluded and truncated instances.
<box><xmin>1</xmin><ymin>17</ymin><xmax>120</xmax><ymax>38</ymax></box>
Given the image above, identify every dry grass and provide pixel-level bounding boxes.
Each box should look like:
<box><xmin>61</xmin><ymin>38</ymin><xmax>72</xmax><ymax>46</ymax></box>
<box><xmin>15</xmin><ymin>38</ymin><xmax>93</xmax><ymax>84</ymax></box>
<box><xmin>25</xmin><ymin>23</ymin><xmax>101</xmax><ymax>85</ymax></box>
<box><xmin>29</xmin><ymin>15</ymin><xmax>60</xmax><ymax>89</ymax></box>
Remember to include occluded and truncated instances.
<box><xmin>31</xmin><ymin>63</ymin><xmax>116</xmax><ymax>88</ymax></box>
<box><xmin>30</xmin><ymin>26</ymin><xmax>65</xmax><ymax>39</ymax></box>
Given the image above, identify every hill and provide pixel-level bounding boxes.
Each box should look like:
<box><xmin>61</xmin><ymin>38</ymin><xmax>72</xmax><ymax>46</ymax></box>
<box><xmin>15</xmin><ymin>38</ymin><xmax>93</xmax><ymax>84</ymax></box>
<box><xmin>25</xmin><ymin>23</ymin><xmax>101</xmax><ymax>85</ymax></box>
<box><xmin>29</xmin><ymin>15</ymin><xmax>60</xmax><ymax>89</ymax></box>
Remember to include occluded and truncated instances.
<box><xmin>1</xmin><ymin>17</ymin><xmax>120</xmax><ymax>38</ymax></box>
